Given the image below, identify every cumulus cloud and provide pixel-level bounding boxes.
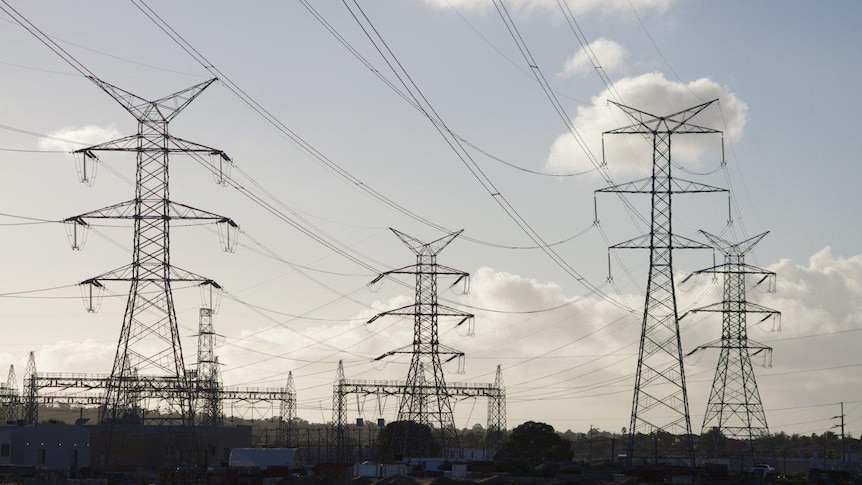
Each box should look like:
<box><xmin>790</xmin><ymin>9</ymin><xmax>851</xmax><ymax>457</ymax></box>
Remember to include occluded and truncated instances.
<box><xmin>543</xmin><ymin>72</ymin><xmax>748</xmax><ymax>176</ymax></box>
<box><xmin>38</xmin><ymin>124</ymin><xmax>122</xmax><ymax>152</ymax></box>
<box><xmin>16</xmin><ymin>247</ymin><xmax>862</xmax><ymax>433</ymax></box>
<box><xmin>424</xmin><ymin>0</ymin><xmax>674</xmax><ymax>16</ymax></box>
<box><xmin>558</xmin><ymin>38</ymin><xmax>628</xmax><ymax>78</ymax></box>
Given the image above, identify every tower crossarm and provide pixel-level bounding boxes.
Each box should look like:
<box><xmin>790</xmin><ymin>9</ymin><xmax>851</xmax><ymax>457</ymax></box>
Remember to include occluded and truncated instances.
<box><xmin>604</xmin><ymin>99</ymin><xmax>721</xmax><ymax>135</ymax></box>
<box><xmin>367</xmin><ymin>303</ymin><xmax>474</xmax><ymax>324</ymax></box>
<box><xmin>370</xmin><ymin>264</ymin><xmax>469</xmax><ymax>285</ymax></box>
<box><xmin>684</xmin><ymin>263</ymin><xmax>776</xmax><ymax>279</ymax></box>
<box><xmin>72</xmin><ymin>134</ymin><xmax>229</xmax><ymax>159</ymax></box>
<box><xmin>390</xmin><ymin>228</ymin><xmax>462</xmax><ymax>256</ymax></box>
<box><xmin>80</xmin><ymin>265</ymin><xmax>219</xmax><ymax>285</ymax></box>
<box><xmin>65</xmin><ymin>201</ymin><xmax>236</xmax><ymax>225</ymax></box>
<box><xmin>610</xmin><ymin>233</ymin><xmax>712</xmax><ymax>250</ymax></box>
<box><xmin>688</xmin><ymin>338</ymin><xmax>773</xmax><ymax>354</ymax></box>
<box><xmin>373</xmin><ymin>344</ymin><xmax>464</xmax><ymax>362</ymax></box>
<box><xmin>87</xmin><ymin>76</ymin><xmax>216</xmax><ymax>123</ymax></box>
<box><xmin>686</xmin><ymin>301</ymin><xmax>780</xmax><ymax>318</ymax></box>
<box><xmin>597</xmin><ymin>177</ymin><xmax>727</xmax><ymax>195</ymax></box>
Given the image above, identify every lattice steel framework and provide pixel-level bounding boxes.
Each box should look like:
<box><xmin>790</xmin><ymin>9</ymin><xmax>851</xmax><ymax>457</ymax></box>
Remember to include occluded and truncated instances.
<box><xmin>197</xmin><ymin>306</ymin><xmax>222</xmax><ymax>426</ymax></box>
<box><xmin>684</xmin><ymin>231</ymin><xmax>779</xmax><ymax>453</ymax></box>
<box><xmin>25</xmin><ymin>371</ymin><xmax>294</xmax><ymax>426</ymax></box>
<box><xmin>1</xmin><ymin>365</ymin><xmax>18</xmax><ymax>424</ymax></box>
<box><xmin>598</xmin><ymin>100</ymin><xmax>726</xmax><ymax>465</ymax></box>
<box><xmin>65</xmin><ymin>77</ymin><xmax>237</xmax><ymax>425</ymax></box>
<box><xmin>332</xmin><ymin>360</ymin><xmax>505</xmax><ymax>463</ymax></box>
<box><xmin>487</xmin><ymin>364</ymin><xmax>507</xmax><ymax>453</ymax></box>
<box><xmin>23</xmin><ymin>352</ymin><xmax>37</xmax><ymax>425</ymax></box>
<box><xmin>279</xmin><ymin>371</ymin><xmax>298</xmax><ymax>447</ymax></box>
<box><xmin>366</xmin><ymin>229</ymin><xmax>473</xmax><ymax>457</ymax></box>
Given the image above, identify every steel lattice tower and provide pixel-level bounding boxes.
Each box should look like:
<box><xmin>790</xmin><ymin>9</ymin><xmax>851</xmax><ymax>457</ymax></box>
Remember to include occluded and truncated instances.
<box><xmin>368</xmin><ymin>229</ymin><xmax>473</xmax><ymax>457</ymax></box>
<box><xmin>66</xmin><ymin>77</ymin><xmax>237</xmax><ymax>425</ymax></box>
<box><xmin>23</xmin><ymin>352</ymin><xmax>37</xmax><ymax>425</ymax></box>
<box><xmin>598</xmin><ymin>100</ymin><xmax>726</xmax><ymax>465</ymax></box>
<box><xmin>197</xmin><ymin>304</ymin><xmax>223</xmax><ymax>426</ymax></box>
<box><xmin>280</xmin><ymin>371</ymin><xmax>298</xmax><ymax>447</ymax></box>
<box><xmin>685</xmin><ymin>231</ymin><xmax>779</xmax><ymax>455</ymax></box>
<box><xmin>1</xmin><ymin>365</ymin><xmax>18</xmax><ymax>424</ymax></box>
<box><xmin>486</xmin><ymin>364</ymin><xmax>507</xmax><ymax>454</ymax></box>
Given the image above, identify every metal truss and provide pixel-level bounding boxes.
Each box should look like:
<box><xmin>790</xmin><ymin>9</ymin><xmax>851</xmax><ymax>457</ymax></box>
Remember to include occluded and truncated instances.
<box><xmin>63</xmin><ymin>77</ymin><xmax>238</xmax><ymax>425</ymax></box>
<box><xmin>279</xmin><ymin>372</ymin><xmax>299</xmax><ymax>447</ymax></box>
<box><xmin>366</xmin><ymin>229</ymin><xmax>474</xmax><ymax>458</ymax></box>
<box><xmin>23</xmin><ymin>352</ymin><xmax>37</xmax><ymax>425</ymax></box>
<box><xmin>597</xmin><ymin>100</ymin><xmax>727</xmax><ymax>466</ymax></box>
<box><xmin>22</xmin><ymin>309</ymin><xmax>294</xmax><ymax>428</ymax></box>
<box><xmin>0</xmin><ymin>366</ymin><xmax>18</xmax><ymax>424</ymax></box>
<box><xmin>23</xmin><ymin>373</ymin><xmax>295</xmax><ymax>427</ymax></box>
<box><xmin>197</xmin><ymin>307</ymin><xmax>222</xmax><ymax>426</ymax></box>
<box><xmin>683</xmin><ymin>231</ymin><xmax>779</xmax><ymax>457</ymax></box>
<box><xmin>332</xmin><ymin>361</ymin><xmax>505</xmax><ymax>463</ymax></box>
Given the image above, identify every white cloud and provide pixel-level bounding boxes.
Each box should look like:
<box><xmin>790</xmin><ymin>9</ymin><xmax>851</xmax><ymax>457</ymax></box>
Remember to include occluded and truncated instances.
<box><xmin>38</xmin><ymin>124</ymin><xmax>122</xmax><ymax>152</ymax></box>
<box><xmin>543</xmin><ymin>72</ymin><xmax>748</xmax><ymax>176</ymax></box>
<box><xmin>424</xmin><ymin>0</ymin><xmax>674</xmax><ymax>16</ymax></box>
<box><xmin>14</xmin><ymin>248</ymin><xmax>862</xmax><ymax>434</ymax></box>
<box><xmin>558</xmin><ymin>38</ymin><xmax>628</xmax><ymax>78</ymax></box>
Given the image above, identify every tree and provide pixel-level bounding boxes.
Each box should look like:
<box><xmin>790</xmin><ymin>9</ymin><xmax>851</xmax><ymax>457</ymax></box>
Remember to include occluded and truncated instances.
<box><xmin>376</xmin><ymin>420</ymin><xmax>441</xmax><ymax>462</ymax></box>
<box><xmin>504</xmin><ymin>421</ymin><xmax>573</xmax><ymax>468</ymax></box>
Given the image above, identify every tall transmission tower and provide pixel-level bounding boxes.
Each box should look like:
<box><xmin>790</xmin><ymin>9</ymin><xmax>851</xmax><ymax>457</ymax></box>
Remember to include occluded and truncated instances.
<box><xmin>598</xmin><ymin>100</ymin><xmax>726</xmax><ymax>465</ymax></box>
<box><xmin>684</xmin><ymin>231</ymin><xmax>779</xmax><ymax>457</ymax></box>
<box><xmin>367</xmin><ymin>229</ymin><xmax>473</xmax><ymax>457</ymax></box>
<box><xmin>65</xmin><ymin>77</ymin><xmax>237</xmax><ymax>425</ymax></box>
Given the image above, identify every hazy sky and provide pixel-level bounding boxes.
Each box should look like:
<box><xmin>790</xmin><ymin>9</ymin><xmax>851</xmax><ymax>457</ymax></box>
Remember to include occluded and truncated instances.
<box><xmin>1</xmin><ymin>1</ymin><xmax>861</xmax><ymax>437</ymax></box>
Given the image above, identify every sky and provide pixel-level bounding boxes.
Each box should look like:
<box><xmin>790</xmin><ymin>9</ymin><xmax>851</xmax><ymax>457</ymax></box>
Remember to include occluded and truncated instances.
<box><xmin>0</xmin><ymin>0</ymin><xmax>861</xmax><ymax>437</ymax></box>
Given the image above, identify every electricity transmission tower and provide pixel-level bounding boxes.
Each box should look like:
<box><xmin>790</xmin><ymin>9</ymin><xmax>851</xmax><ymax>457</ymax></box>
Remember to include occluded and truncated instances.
<box><xmin>197</xmin><ymin>296</ymin><xmax>222</xmax><ymax>426</ymax></box>
<box><xmin>65</xmin><ymin>77</ymin><xmax>237</xmax><ymax>425</ymax></box>
<box><xmin>367</xmin><ymin>229</ymin><xmax>473</xmax><ymax>457</ymax></box>
<box><xmin>684</xmin><ymin>231</ymin><xmax>779</xmax><ymax>457</ymax></box>
<box><xmin>598</xmin><ymin>100</ymin><xmax>726</xmax><ymax>465</ymax></box>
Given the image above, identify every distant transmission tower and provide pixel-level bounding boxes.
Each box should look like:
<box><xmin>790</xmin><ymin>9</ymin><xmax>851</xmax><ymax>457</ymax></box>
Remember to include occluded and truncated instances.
<box><xmin>598</xmin><ymin>100</ymin><xmax>726</xmax><ymax>465</ymax></box>
<box><xmin>684</xmin><ymin>231</ymin><xmax>779</xmax><ymax>457</ymax></box>
<box><xmin>23</xmin><ymin>352</ymin><xmax>36</xmax><ymax>425</ymax></box>
<box><xmin>368</xmin><ymin>229</ymin><xmax>473</xmax><ymax>457</ymax></box>
<box><xmin>196</xmin><ymin>286</ymin><xmax>223</xmax><ymax>426</ymax></box>
<box><xmin>1</xmin><ymin>365</ymin><xmax>18</xmax><ymax>424</ymax></box>
<box><xmin>66</xmin><ymin>77</ymin><xmax>237</xmax><ymax>425</ymax></box>
<box><xmin>280</xmin><ymin>371</ymin><xmax>298</xmax><ymax>447</ymax></box>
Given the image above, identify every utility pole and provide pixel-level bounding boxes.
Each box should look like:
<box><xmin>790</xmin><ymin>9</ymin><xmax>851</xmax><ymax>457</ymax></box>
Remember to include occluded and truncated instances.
<box><xmin>597</xmin><ymin>100</ymin><xmax>726</xmax><ymax>466</ymax></box>
<box><xmin>66</xmin><ymin>77</ymin><xmax>238</xmax><ymax>424</ymax></box>
<box><xmin>685</xmin><ymin>231</ymin><xmax>779</xmax><ymax>461</ymax></box>
<box><xmin>832</xmin><ymin>402</ymin><xmax>845</xmax><ymax>462</ymax></box>
<box><xmin>367</xmin><ymin>229</ymin><xmax>473</xmax><ymax>458</ymax></box>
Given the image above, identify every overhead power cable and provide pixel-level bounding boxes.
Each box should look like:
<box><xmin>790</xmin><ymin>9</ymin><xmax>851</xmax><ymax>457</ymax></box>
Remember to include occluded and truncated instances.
<box><xmin>340</xmin><ymin>0</ymin><xmax>631</xmax><ymax>312</ymax></box>
<box><xmin>301</xmin><ymin>0</ymin><xmax>594</xmax><ymax>179</ymax></box>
